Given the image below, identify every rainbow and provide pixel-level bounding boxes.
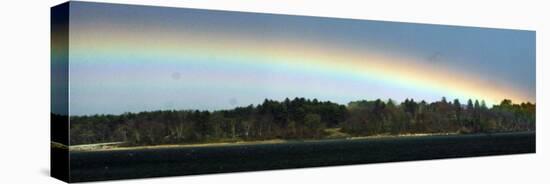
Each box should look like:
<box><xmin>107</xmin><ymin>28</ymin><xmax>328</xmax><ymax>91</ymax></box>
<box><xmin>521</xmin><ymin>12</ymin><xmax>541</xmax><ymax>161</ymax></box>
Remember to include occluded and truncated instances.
<box><xmin>61</xmin><ymin>26</ymin><xmax>534</xmax><ymax>107</ymax></box>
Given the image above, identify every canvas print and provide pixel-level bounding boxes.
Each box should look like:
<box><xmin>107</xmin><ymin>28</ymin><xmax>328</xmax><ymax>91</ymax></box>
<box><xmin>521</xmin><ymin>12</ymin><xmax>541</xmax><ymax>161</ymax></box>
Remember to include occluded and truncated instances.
<box><xmin>51</xmin><ymin>1</ymin><xmax>536</xmax><ymax>183</ymax></box>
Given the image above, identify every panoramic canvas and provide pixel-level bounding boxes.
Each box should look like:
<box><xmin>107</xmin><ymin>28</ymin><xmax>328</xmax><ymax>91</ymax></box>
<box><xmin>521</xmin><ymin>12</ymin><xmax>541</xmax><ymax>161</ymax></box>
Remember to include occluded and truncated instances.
<box><xmin>51</xmin><ymin>1</ymin><xmax>536</xmax><ymax>183</ymax></box>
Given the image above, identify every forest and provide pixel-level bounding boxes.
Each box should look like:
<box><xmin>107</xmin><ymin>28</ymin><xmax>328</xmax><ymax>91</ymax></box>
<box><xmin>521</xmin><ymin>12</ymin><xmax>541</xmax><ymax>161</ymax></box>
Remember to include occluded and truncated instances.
<box><xmin>65</xmin><ymin>97</ymin><xmax>535</xmax><ymax>146</ymax></box>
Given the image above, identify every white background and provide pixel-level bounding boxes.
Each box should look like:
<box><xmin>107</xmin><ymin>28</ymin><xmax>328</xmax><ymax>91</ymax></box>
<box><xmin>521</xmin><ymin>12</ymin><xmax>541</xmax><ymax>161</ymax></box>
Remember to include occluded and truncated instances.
<box><xmin>0</xmin><ymin>0</ymin><xmax>547</xmax><ymax>183</ymax></box>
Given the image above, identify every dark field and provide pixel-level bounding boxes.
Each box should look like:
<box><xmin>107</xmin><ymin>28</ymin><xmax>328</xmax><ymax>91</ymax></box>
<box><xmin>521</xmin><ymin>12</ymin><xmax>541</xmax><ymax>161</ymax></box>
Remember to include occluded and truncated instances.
<box><xmin>69</xmin><ymin>132</ymin><xmax>535</xmax><ymax>182</ymax></box>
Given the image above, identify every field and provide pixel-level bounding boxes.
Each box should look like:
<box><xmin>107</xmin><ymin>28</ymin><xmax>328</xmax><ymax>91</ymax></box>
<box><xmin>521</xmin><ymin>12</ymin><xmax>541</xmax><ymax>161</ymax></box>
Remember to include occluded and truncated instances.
<box><xmin>68</xmin><ymin>132</ymin><xmax>535</xmax><ymax>182</ymax></box>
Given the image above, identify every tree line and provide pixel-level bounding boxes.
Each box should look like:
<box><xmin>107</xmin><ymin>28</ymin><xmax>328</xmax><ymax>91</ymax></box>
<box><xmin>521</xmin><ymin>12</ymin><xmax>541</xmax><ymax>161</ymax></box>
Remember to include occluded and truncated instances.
<box><xmin>67</xmin><ymin>97</ymin><xmax>535</xmax><ymax>146</ymax></box>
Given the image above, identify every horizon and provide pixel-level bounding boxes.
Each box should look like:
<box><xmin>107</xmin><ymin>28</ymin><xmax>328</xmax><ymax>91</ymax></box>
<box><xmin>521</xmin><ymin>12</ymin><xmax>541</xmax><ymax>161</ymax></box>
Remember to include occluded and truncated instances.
<box><xmin>54</xmin><ymin>2</ymin><xmax>536</xmax><ymax>116</ymax></box>
<box><xmin>64</xmin><ymin>96</ymin><xmax>533</xmax><ymax>117</ymax></box>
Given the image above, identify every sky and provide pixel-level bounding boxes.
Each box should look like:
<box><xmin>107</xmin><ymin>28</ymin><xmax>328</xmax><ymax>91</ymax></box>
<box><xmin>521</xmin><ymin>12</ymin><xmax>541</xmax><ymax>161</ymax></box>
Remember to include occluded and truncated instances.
<box><xmin>57</xmin><ymin>2</ymin><xmax>536</xmax><ymax>115</ymax></box>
